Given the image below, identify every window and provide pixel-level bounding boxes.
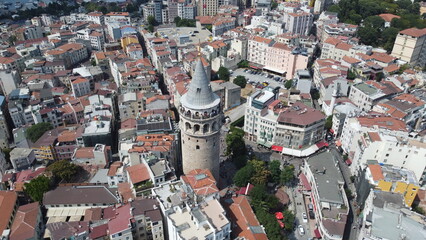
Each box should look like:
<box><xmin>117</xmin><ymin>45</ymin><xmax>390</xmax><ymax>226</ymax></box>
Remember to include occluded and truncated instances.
<box><xmin>196</xmin><ymin>145</ymin><xmax>200</xmax><ymax>149</ymax></box>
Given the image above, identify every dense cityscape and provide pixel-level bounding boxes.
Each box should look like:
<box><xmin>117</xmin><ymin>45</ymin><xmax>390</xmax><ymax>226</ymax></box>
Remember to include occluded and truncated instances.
<box><xmin>0</xmin><ymin>0</ymin><xmax>425</xmax><ymax>239</ymax></box>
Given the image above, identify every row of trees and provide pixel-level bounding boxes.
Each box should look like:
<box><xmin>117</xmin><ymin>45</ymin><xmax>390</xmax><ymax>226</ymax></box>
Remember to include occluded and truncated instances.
<box><xmin>2</xmin><ymin>1</ymin><xmax>78</xmax><ymax>20</ymax></box>
<box><xmin>174</xmin><ymin>17</ymin><xmax>196</xmax><ymax>27</ymax></box>
<box><xmin>232</xmin><ymin>158</ymin><xmax>296</xmax><ymax>239</ymax></box>
<box><xmin>24</xmin><ymin>160</ymin><xmax>82</xmax><ymax>202</ymax></box>
<box><xmin>328</xmin><ymin>0</ymin><xmax>426</xmax><ymax>51</ymax></box>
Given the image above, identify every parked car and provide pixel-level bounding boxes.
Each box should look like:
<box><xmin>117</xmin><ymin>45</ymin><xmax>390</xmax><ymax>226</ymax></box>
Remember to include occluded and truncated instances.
<box><xmin>309</xmin><ymin>210</ymin><xmax>315</xmax><ymax>219</ymax></box>
<box><xmin>302</xmin><ymin>212</ymin><xmax>308</xmax><ymax>223</ymax></box>
<box><xmin>298</xmin><ymin>225</ymin><xmax>305</xmax><ymax>235</ymax></box>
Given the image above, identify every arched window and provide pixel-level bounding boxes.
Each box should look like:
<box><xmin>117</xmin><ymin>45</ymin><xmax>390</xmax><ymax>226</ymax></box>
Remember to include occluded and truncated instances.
<box><xmin>203</xmin><ymin>124</ymin><xmax>209</xmax><ymax>133</ymax></box>
<box><xmin>196</xmin><ymin>145</ymin><xmax>200</xmax><ymax>149</ymax></box>
<box><xmin>185</xmin><ymin>122</ymin><xmax>192</xmax><ymax>131</ymax></box>
<box><xmin>194</xmin><ymin>124</ymin><xmax>200</xmax><ymax>133</ymax></box>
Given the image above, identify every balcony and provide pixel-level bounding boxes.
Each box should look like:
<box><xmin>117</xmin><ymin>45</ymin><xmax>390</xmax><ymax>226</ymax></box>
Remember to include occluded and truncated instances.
<box><xmin>179</xmin><ymin>106</ymin><xmax>220</xmax><ymax>121</ymax></box>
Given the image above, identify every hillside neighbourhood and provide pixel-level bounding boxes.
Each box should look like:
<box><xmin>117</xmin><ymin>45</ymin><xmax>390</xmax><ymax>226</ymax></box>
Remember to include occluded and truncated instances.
<box><xmin>0</xmin><ymin>0</ymin><xmax>425</xmax><ymax>239</ymax></box>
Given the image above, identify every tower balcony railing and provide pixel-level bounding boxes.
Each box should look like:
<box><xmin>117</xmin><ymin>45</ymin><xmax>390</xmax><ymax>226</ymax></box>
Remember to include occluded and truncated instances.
<box><xmin>179</xmin><ymin>106</ymin><xmax>220</xmax><ymax>120</ymax></box>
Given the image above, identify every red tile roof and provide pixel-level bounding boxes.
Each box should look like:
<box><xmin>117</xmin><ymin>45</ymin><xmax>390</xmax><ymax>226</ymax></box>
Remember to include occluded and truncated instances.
<box><xmin>378</xmin><ymin>13</ymin><xmax>400</xmax><ymax>22</ymax></box>
<box><xmin>357</xmin><ymin>116</ymin><xmax>407</xmax><ymax>132</ymax></box>
<box><xmin>181</xmin><ymin>169</ymin><xmax>219</xmax><ymax>196</ymax></box>
<box><xmin>0</xmin><ymin>191</ymin><xmax>18</xmax><ymax>234</ymax></box>
<box><xmin>368</xmin><ymin>165</ymin><xmax>384</xmax><ymax>181</ymax></box>
<box><xmin>127</xmin><ymin>164</ymin><xmax>150</xmax><ymax>184</ymax></box>
<box><xmin>9</xmin><ymin>202</ymin><xmax>39</xmax><ymax>240</ymax></box>
<box><xmin>399</xmin><ymin>28</ymin><xmax>426</xmax><ymax>38</ymax></box>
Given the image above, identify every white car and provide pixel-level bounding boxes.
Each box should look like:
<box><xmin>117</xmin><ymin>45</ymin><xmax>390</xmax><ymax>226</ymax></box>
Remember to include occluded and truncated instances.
<box><xmin>298</xmin><ymin>225</ymin><xmax>305</xmax><ymax>235</ymax></box>
<box><xmin>302</xmin><ymin>212</ymin><xmax>308</xmax><ymax>223</ymax></box>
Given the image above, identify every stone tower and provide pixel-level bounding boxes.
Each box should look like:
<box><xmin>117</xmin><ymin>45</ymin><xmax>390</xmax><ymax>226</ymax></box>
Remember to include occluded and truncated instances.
<box><xmin>179</xmin><ymin>58</ymin><xmax>222</xmax><ymax>180</ymax></box>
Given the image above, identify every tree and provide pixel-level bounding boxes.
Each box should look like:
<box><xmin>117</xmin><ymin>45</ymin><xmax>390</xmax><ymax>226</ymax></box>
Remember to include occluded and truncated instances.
<box><xmin>174</xmin><ymin>16</ymin><xmax>181</xmax><ymax>23</ymax></box>
<box><xmin>375</xmin><ymin>72</ymin><xmax>384</xmax><ymax>82</ymax></box>
<box><xmin>364</xmin><ymin>16</ymin><xmax>385</xmax><ymax>29</ymax></box>
<box><xmin>347</xmin><ymin>69</ymin><xmax>357</xmax><ymax>80</ymax></box>
<box><xmin>249</xmin><ymin>185</ymin><xmax>279</xmax><ymax>210</ymax></box>
<box><xmin>325</xmin><ymin>115</ymin><xmax>333</xmax><ymax>130</ymax></box>
<box><xmin>8</xmin><ymin>35</ymin><xmax>17</xmax><ymax>45</ymax></box>
<box><xmin>24</xmin><ymin>175</ymin><xmax>51</xmax><ymax>202</ymax></box>
<box><xmin>233</xmin><ymin>164</ymin><xmax>254</xmax><ymax>187</ymax></box>
<box><xmin>282</xmin><ymin>210</ymin><xmax>295</xmax><ymax>232</ymax></box>
<box><xmin>237</xmin><ymin>60</ymin><xmax>249</xmax><ymax>68</ymax></box>
<box><xmin>226</xmin><ymin>127</ymin><xmax>246</xmax><ymax>158</ymax></box>
<box><xmin>284</xmin><ymin>79</ymin><xmax>293</xmax><ymax>89</ymax></box>
<box><xmin>269</xmin><ymin>160</ymin><xmax>281</xmax><ymax>184</ymax></box>
<box><xmin>47</xmin><ymin>160</ymin><xmax>81</xmax><ymax>183</ymax></box>
<box><xmin>25</xmin><ymin>122</ymin><xmax>53</xmax><ymax>143</ymax></box>
<box><xmin>271</xmin><ymin>1</ymin><xmax>278</xmax><ymax>9</ymax></box>
<box><xmin>327</xmin><ymin>4</ymin><xmax>341</xmax><ymax>13</ymax></box>
<box><xmin>233</xmin><ymin>75</ymin><xmax>247</xmax><ymax>88</ymax></box>
<box><xmin>358</xmin><ymin>26</ymin><xmax>380</xmax><ymax>46</ymax></box>
<box><xmin>280</xmin><ymin>165</ymin><xmax>295</xmax><ymax>185</ymax></box>
<box><xmin>147</xmin><ymin>25</ymin><xmax>154</xmax><ymax>32</ymax></box>
<box><xmin>147</xmin><ymin>15</ymin><xmax>157</xmax><ymax>26</ymax></box>
<box><xmin>249</xmin><ymin>159</ymin><xmax>270</xmax><ymax>185</ymax></box>
<box><xmin>217</xmin><ymin>66</ymin><xmax>230</xmax><ymax>81</ymax></box>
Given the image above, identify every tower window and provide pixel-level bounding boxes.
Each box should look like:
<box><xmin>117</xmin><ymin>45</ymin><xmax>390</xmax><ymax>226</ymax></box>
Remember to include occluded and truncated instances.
<box><xmin>196</xmin><ymin>145</ymin><xmax>200</xmax><ymax>150</ymax></box>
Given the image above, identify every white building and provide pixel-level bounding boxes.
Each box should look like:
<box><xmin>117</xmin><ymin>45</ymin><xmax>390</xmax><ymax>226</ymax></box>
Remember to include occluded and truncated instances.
<box><xmin>10</xmin><ymin>148</ymin><xmax>35</xmax><ymax>171</ymax></box>
<box><xmin>71</xmin><ymin>77</ymin><xmax>91</xmax><ymax>98</ymax></box>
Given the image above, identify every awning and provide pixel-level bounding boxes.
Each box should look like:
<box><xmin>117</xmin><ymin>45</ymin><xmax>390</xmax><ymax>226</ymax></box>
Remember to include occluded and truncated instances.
<box><xmin>299</xmin><ymin>173</ymin><xmax>311</xmax><ymax>191</ymax></box>
<box><xmin>257</xmin><ymin>140</ymin><xmax>272</xmax><ymax>148</ymax></box>
<box><xmin>329</xmin><ymin>128</ymin><xmax>334</xmax><ymax>134</ymax></box>
<box><xmin>316</xmin><ymin>141</ymin><xmax>329</xmax><ymax>149</ymax></box>
<box><xmin>346</xmin><ymin>159</ymin><xmax>352</xmax><ymax>165</ymax></box>
<box><xmin>314</xmin><ymin>228</ymin><xmax>322</xmax><ymax>238</ymax></box>
<box><xmin>335</xmin><ymin>140</ymin><xmax>342</xmax><ymax>147</ymax></box>
<box><xmin>271</xmin><ymin>145</ymin><xmax>283</xmax><ymax>152</ymax></box>
<box><xmin>250</xmin><ymin>65</ymin><xmax>261</xmax><ymax>69</ymax></box>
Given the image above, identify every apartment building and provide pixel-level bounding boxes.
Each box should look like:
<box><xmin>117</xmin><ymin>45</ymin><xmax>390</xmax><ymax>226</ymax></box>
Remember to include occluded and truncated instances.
<box><xmin>391</xmin><ymin>27</ymin><xmax>426</xmax><ymax>66</ymax></box>
<box><xmin>45</xmin><ymin>43</ymin><xmax>88</xmax><ymax>68</ymax></box>
<box><xmin>245</xmin><ymin>88</ymin><xmax>325</xmax><ymax>150</ymax></box>
<box><xmin>247</xmin><ymin>36</ymin><xmax>274</xmax><ymax>67</ymax></box>
<box><xmin>197</xmin><ymin>0</ymin><xmax>218</xmax><ymax>16</ymax></box>
<box><xmin>303</xmin><ymin>152</ymin><xmax>348</xmax><ymax>240</ymax></box>
<box><xmin>283</xmin><ymin>11</ymin><xmax>314</xmax><ymax>36</ymax></box>
<box><xmin>348</xmin><ymin>81</ymin><xmax>402</xmax><ymax>111</ymax></box>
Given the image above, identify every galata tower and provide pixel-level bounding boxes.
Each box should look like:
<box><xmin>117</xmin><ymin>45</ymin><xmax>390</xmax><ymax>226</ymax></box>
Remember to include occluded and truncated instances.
<box><xmin>179</xmin><ymin>58</ymin><xmax>222</xmax><ymax>180</ymax></box>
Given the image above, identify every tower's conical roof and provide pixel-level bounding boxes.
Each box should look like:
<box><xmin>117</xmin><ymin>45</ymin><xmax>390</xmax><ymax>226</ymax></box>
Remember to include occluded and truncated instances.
<box><xmin>181</xmin><ymin>59</ymin><xmax>219</xmax><ymax>109</ymax></box>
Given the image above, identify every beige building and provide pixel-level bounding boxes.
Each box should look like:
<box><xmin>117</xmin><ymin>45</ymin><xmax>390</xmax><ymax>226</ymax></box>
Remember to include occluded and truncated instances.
<box><xmin>197</xmin><ymin>0</ymin><xmax>218</xmax><ymax>16</ymax></box>
<box><xmin>391</xmin><ymin>28</ymin><xmax>426</xmax><ymax>66</ymax></box>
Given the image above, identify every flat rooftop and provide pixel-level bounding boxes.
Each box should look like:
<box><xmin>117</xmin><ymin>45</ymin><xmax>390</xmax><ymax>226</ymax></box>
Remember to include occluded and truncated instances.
<box><xmin>308</xmin><ymin>151</ymin><xmax>345</xmax><ymax>205</ymax></box>
<box><xmin>156</xmin><ymin>27</ymin><xmax>212</xmax><ymax>47</ymax></box>
<box><xmin>84</xmin><ymin>120</ymin><xmax>111</xmax><ymax>135</ymax></box>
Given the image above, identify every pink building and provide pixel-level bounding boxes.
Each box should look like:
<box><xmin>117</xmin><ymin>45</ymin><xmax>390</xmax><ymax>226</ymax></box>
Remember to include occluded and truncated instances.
<box><xmin>264</xmin><ymin>42</ymin><xmax>308</xmax><ymax>77</ymax></box>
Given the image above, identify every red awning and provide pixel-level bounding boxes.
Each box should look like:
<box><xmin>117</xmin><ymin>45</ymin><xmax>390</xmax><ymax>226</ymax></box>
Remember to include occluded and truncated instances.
<box><xmin>314</xmin><ymin>228</ymin><xmax>322</xmax><ymax>238</ymax></box>
<box><xmin>346</xmin><ymin>159</ymin><xmax>352</xmax><ymax>165</ymax></box>
<box><xmin>299</xmin><ymin>173</ymin><xmax>311</xmax><ymax>191</ymax></box>
<box><xmin>272</xmin><ymin>145</ymin><xmax>283</xmax><ymax>152</ymax></box>
<box><xmin>329</xmin><ymin>128</ymin><xmax>334</xmax><ymax>134</ymax></box>
<box><xmin>316</xmin><ymin>141</ymin><xmax>329</xmax><ymax>149</ymax></box>
<box><xmin>335</xmin><ymin>140</ymin><xmax>342</xmax><ymax>147</ymax></box>
<box><xmin>250</xmin><ymin>65</ymin><xmax>260</xmax><ymax>69</ymax></box>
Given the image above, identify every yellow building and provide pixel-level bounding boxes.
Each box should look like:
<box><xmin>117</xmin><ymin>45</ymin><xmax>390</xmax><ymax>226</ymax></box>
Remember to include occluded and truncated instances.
<box><xmin>121</xmin><ymin>35</ymin><xmax>139</xmax><ymax>52</ymax></box>
<box><xmin>376</xmin><ymin>181</ymin><xmax>419</xmax><ymax>207</ymax></box>
<box><xmin>31</xmin><ymin>129</ymin><xmax>59</xmax><ymax>162</ymax></box>
<box><xmin>404</xmin><ymin>184</ymin><xmax>419</xmax><ymax>207</ymax></box>
<box><xmin>391</xmin><ymin>28</ymin><xmax>426</xmax><ymax>66</ymax></box>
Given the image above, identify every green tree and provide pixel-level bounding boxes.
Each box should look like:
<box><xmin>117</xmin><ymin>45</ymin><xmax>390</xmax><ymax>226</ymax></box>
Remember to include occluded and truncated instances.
<box><xmin>147</xmin><ymin>15</ymin><xmax>157</xmax><ymax>26</ymax></box>
<box><xmin>233</xmin><ymin>164</ymin><xmax>254</xmax><ymax>187</ymax></box>
<box><xmin>217</xmin><ymin>66</ymin><xmax>230</xmax><ymax>81</ymax></box>
<box><xmin>347</xmin><ymin>69</ymin><xmax>357</xmax><ymax>80</ymax></box>
<box><xmin>8</xmin><ymin>35</ymin><xmax>17</xmax><ymax>45</ymax></box>
<box><xmin>2</xmin><ymin>148</ymin><xmax>11</xmax><ymax>164</ymax></box>
<box><xmin>174</xmin><ymin>16</ymin><xmax>181</xmax><ymax>24</ymax></box>
<box><xmin>280</xmin><ymin>165</ymin><xmax>295</xmax><ymax>185</ymax></box>
<box><xmin>25</xmin><ymin>122</ymin><xmax>53</xmax><ymax>143</ymax></box>
<box><xmin>381</xmin><ymin>27</ymin><xmax>399</xmax><ymax>52</ymax></box>
<box><xmin>237</xmin><ymin>60</ymin><xmax>249</xmax><ymax>68</ymax></box>
<box><xmin>375</xmin><ymin>72</ymin><xmax>384</xmax><ymax>82</ymax></box>
<box><xmin>358</xmin><ymin>26</ymin><xmax>380</xmax><ymax>46</ymax></box>
<box><xmin>269</xmin><ymin>160</ymin><xmax>281</xmax><ymax>184</ymax></box>
<box><xmin>147</xmin><ymin>25</ymin><xmax>154</xmax><ymax>32</ymax></box>
<box><xmin>233</xmin><ymin>75</ymin><xmax>247</xmax><ymax>88</ymax></box>
<box><xmin>271</xmin><ymin>1</ymin><xmax>278</xmax><ymax>9</ymax></box>
<box><xmin>327</xmin><ymin>4</ymin><xmax>341</xmax><ymax>13</ymax></box>
<box><xmin>249</xmin><ymin>159</ymin><xmax>270</xmax><ymax>185</ymax></box>
<box><xmin>325</xmin><ymin>115</ymin><xmax>333</xmax><ymax>130</ymax></box>
<box><xmin>226</xmin><ymin>127</ymin><xmax>246</xmax><ymax>157</ymax></box>
<box><xmin>249</xmin><ymin>185</ymin><xmax>279</xmax><ymax>210</ymax></box>
<box><xmin>47</xmin><ymin>160</ymin><xmax>81</xmax><ymax>183</ymax></box>
<box><xmin>254</xmin><ymin>207</ymin><xmax>283</xmax><ymax>240</ymax></box>
<box><xmin>284</xmin><ymin>79</ymin><xmax>293</xmax><ymax>89</ymax></box>
<box><xmin>24</xmin><ymin>175</ymin><xmax>51</xmax><ymax>202</ymax></box>
<box><xmin>282</xmin><ymin>210</ymin><xmax>295</xmax><ymax>232</ymax></box>
<box><xmin>364</xmin><ymin>16</ymin><xmax>385</xmax><ymax>29</ymax></box>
